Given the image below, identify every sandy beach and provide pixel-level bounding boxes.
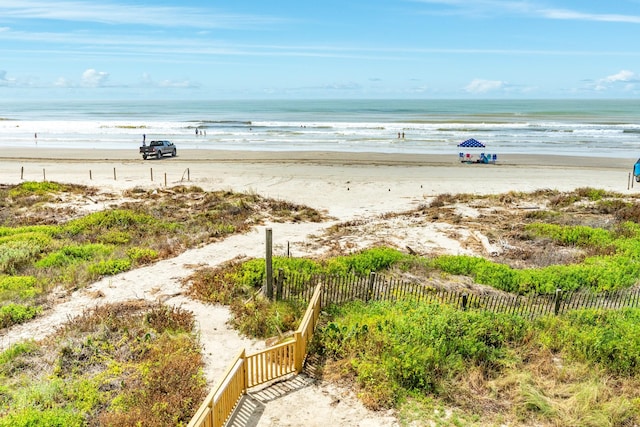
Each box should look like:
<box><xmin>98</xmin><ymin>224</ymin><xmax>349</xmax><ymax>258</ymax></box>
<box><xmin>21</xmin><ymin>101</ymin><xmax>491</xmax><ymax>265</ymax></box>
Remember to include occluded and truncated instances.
<box><xmin>1</xmin><ymin>148</ymin><xmax>637</xmax><ymax>426</ymax></box>
<box><xmin>0</xmin><ymin>149</ymin><xmax>635</xmax><ymax>219</ymax></box>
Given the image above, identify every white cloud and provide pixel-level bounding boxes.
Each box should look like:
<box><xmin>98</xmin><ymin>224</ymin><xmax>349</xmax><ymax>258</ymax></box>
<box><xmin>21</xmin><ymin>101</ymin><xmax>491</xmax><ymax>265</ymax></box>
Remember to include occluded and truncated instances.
<box><xmin>54</xmin><ymin>77</ymin><xmax>73</xmax><ymax>87</ymax></box>
<box><xmin>140</xmin><ymin>73</ymin><xmax>200</xmax><ymax>89</ymax></box>
<box><xmin>81</xmin><ymin>68</ymin><xmax>109</xmax><ymax>87</ymax></box>
<box><xmin>464</xmin><ymin>78</ymin><xmax>504</xmax><ymax>94</ymax></box>
<box><xmin>540</xmin><ymin>9</ymin><xmax>640</xmax><ymax>24</ymax></box>
<box><xmin>414</xmin><ymin>1</ymin><xmax>640</xmax><ymax>24</ymax></box>
<box><xmin>586</xmin><ymin>70</ymin><xmax>639</xmax><ymax>92</ymax></box>
<box><xmin>0</xmin><ymin>1</ymin><xmax>282</xmax><ymax>29</ymax></box>
<box><xmin>602</xmin><ymin>70</ymin><xmax>637</xmax><ymax>83</ymax></box>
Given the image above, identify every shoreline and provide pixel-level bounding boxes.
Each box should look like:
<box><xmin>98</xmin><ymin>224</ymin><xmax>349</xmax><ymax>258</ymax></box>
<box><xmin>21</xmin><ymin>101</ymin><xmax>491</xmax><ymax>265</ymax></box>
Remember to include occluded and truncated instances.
<box><xmin>0</xmin><ymin>147</ymin><xmax>633</xmax><ymax>169</ymax></box>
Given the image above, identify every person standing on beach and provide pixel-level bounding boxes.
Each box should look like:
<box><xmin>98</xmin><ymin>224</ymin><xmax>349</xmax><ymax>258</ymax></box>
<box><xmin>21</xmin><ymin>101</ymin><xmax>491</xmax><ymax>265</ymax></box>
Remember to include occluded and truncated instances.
<box><xmin>195</xmin><ymin>128</ymin><xmax>199</xmax><ymax>136</ymax></box>
<box><xmin>142</xmin><ymin>134</ymin><xmax>146</xmax><ymax>146</ymax></box>
<box><xmin>34</xmin><ymin>133</ymin><xmax>38</xmax><ymax>144</ymax></box>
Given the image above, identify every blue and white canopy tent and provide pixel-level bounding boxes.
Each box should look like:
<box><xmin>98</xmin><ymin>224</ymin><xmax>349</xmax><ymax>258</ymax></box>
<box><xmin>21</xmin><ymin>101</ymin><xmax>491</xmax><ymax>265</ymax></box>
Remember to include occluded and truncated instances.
<box><xmin>457</xmin><ymin>138</ymin><xmax>496</xmax><ymax>163</ymax></box>
<box><xmin>457</xmin><ymin>138</ymin><xmax>486</xmax><ymax>148</ymax></box>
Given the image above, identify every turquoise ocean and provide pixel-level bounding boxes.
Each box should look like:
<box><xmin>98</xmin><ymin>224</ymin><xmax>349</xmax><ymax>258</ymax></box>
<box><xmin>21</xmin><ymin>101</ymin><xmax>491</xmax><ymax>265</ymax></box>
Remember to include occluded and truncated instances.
<box><xmin>1</xmin><ymin>99</ymin><xmax>640</xmax><ymax>158</ymax></box>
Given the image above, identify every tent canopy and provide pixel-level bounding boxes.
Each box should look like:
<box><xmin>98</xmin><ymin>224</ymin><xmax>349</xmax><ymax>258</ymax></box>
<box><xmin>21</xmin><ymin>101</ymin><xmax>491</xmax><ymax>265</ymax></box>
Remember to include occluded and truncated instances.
<box><xmin>457</xmin><ymin>138</ymin><xmax>485</xmax><ymax>148</ymax></box>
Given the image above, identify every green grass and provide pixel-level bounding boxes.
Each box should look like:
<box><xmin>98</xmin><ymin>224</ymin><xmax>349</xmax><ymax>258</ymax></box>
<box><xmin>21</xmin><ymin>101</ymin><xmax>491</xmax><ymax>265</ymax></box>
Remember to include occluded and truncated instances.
<box><xmin>316</xmin><ymin>300</ymin><xmax>640</xmax><ymax>425</ymax></box>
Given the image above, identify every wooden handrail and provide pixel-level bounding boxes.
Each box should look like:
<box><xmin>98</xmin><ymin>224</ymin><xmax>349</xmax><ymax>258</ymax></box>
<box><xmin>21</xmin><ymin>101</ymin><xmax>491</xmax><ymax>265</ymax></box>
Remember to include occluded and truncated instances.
<box><xmin>188</xmin><ymin>284</ymin><xmax>324</xmax><ymax>427</ymax></box>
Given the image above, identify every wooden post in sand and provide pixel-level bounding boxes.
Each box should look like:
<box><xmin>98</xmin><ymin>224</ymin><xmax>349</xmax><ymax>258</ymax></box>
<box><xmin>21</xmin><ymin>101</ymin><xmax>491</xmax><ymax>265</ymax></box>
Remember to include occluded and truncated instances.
<box><xmin>150</xmin><ymin>168</ymin><xmax>153</xmax><ymax>182</ymax></box>
<box><xmin>21</xmin><ymin>166</ymin><xmax>24</xmax><ymax>180</ymax></box>
<box><xmin>43</xmin><ymin>168</ymin><xmax>46</xmax><ymax>182</ymax></box>
<box><xmin>266</xmin><ymin>228</ymin><xmax>273</xmax><ymax>299</ymax></box>
<box><xmin>164</xmin><ymin>173</ymin><xmax>167</xmax><ymax>187</ymax></box>
<box><xmin>113</xmin><ymin>167</ymin><xmax>117</xmax><ymax>181</ymax></box>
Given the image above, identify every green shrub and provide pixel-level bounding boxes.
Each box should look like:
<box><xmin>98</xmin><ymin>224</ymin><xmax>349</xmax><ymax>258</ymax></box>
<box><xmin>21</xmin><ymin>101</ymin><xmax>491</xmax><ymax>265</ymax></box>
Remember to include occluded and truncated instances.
<box><xmin>233</xmin><ymin>257</ymin><xmax>323</xmax><ymax>289</ymax></box>
<box><xmin>87</xmin><ymin>259</ymin><xmax>132</xmax><ymax>277</ymax></box>
<box><xmin>432</xmin><ymin>253</ymin><xmax>640</xmax><ymax>294</ymax></box>
<box><xmin>0</xmin><ymin>407</ymin><xmax>85</xmax><ymax>427</ymax></box>
<box><xmin>0</xmin><ymin>229</ymin><xmax>55</xmax><ymax>244</ymax></box>
<box><xmin>0</xmin><ymin>276</ymin><xmax>40</xmax><ymax>300</ymax></box>
<box><xmin>575</xmin><ymin>187</ymin><xmax>608</xmax><ymax>201</ymax></box>
<box><xmin>535</xmin><ymin>308</ymin><xmax>640</xmax><ymax>375</ymax></box>
<box><xmin>35</xmin><ymin>243</ymin><xmax>113</xmax><ymax>268</ymax></box>
<box><xmin>525</xmin><ymin>223</ymin><xmax>613</xmax><ymax>247</ymax></box>
<box><xmin>8</xmin><ymin>181</ymin><xmax>64</xmax><ymax>198</ymax></box>
<box><xmin>0</xmin><ymin>240</ymin><xmax>47</xmax><ymax>274</ymax></box>
<box><xmin>0</xmin><ymin>341</ymin><xmax>38</xmax><ymax>367</ymax></box>
<box><xmin>318</xmin><ymin>300</ymin><xmax>529</xmax><ymax>408</ymax></box>
<box><xmin>61</xmin><ymin>209</ymin><xmax>157</xmax><ymax>236</ymax></box>
<box><xmin>96</xmin><ymin>231</ymin><xmax>131</xmax><ymax>245</ymax></box>
<box><xmin>230</xmin><ymin>297</ymin><xmax>307</xmax><ymax>338</ymax></box>
<box><xmin>0</xmin><ymin>303</ymin><xmax>41</xmax><ymax>328</ymax></box>
<box><xmin>236</xmin><ymin>247</ymin><xmax>409</xmax><ymax>290</ymax></box>
<box><xmin>325</xmin><ymin>247</ymin><xmax>408</xmax><ymax>276</ymax></box>
<box><xmin>126</xmin><ymin>247</ymin><xmax>159</xmax><ymax>264</ymax></box>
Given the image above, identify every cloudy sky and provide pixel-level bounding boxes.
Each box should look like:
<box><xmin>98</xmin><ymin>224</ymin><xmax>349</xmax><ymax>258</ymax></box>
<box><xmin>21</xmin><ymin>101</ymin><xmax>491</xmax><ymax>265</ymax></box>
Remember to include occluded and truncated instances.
<box><xmin>1</xmin><ymin>0</ymin><xmax>640</xmax><ymax>100</ymax></box>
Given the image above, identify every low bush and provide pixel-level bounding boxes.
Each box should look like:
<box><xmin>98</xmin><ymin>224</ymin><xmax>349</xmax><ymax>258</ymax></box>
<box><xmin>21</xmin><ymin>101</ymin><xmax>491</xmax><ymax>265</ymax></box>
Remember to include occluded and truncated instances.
<box><xmin>0</xmin><ymin>302</ymin><xmax>206</xmax><ymax>427</ymax></box>
<box><xmin>230</xmin><ymin>297</ymin><xmax>307</xmax><ymax>338</ymax></box>
<box><xmin>536</xmin><ymin>308</ymin><xmax>640</xmax><ymax>375</ymax></box>
<box><xmin>0</xmin><ymin>239</ymin><xmax>48</xmax><ymax>275</ymax></box>
<box><xmin>35</xmin><ymin>243</ymin><xmax>113</xmax><ymax>268</ymax></box>
<box><xmin>325</xmin><ymin>247</ymin><xmax>408</xmax><ymax>276</ymax></box>
<box><xmin>7</xmin><ymin>181</ymin><xmax>65</xmax><ymax>198</ymax></box>
<box><xmin>126</xmin><ymin>247</ymin><xmax>159</xmax><ymax>264</ymax></box>
<box><xmin>318</xmin><ymin>300</ymin><xmax>529</xmax><ymax>409</ymax></box>
<box><xmin>87</xmin><ymin>258</ymin><xmax>132</xmax><ymax>277</ymax></box>
<box><xmin>432</xmin><ymin>253</ymin><xmax>640</xmax><ymax>294</ymax></box>
<box><xmin>0</xmin><ymin>303</ymin><xmax>41</xmax><ymax>329</ymax></box>
<box><xmin>0</xmin><ymin>276</ymin><xmax>40</xmax><ymax>301</ymax></box>
<box><xmin>317</xmin><ymin>299</ymin><xmax>640</xmax><ymax>425</ymax></box>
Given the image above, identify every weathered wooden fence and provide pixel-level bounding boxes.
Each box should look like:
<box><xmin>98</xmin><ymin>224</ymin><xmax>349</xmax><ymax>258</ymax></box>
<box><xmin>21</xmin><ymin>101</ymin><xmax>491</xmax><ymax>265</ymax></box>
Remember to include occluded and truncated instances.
<box><xmin>187</xmin><ymin>284</ymin><xmax>322</xmax><ymax>427</ymax></box>
<box><xmin>275</xmin><ymin>270</ymin><xmax>640</xmax><ymax>319</ymax></box>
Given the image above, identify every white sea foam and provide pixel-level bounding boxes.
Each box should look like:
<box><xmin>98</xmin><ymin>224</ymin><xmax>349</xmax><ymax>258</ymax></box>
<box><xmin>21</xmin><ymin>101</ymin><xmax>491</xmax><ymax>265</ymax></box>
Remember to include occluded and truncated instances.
<box><xmin>1</xmin><ymin>99</ymin><xmax>640</xmax><ymax>158</ymax></box>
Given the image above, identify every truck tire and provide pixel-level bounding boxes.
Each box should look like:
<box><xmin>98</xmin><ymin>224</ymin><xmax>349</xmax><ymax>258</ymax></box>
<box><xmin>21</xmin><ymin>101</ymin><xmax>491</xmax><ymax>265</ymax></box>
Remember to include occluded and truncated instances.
<box><xmin>156</xmin><ymin>150</ymin><xmax>162</xmax><ymax>159</ymax></box>
<box><xmin>143</xmin><ymin>154</ymin><xmax>148</xmax><ymax>160</ymax></box>
<box><xmin>172</xmin><ymin>148</ymin><xmax>176</xmax><ymax>157</ymax></box>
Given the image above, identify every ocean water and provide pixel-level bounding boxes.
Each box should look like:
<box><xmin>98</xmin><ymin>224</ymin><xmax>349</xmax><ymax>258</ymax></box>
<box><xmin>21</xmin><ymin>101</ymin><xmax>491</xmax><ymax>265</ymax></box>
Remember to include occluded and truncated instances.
<box><xmin>1</xmin><ymin>99</ymin><xmax>640</xmax><ymax>158</ymax></box>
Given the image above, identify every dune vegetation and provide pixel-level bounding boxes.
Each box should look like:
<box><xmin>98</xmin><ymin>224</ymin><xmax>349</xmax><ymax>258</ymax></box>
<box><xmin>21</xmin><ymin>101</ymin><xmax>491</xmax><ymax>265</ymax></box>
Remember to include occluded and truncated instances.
<box><xmin>0</xmin><ymin>181</ymin><xmax>322</xmax><ymax>426</ymax></box>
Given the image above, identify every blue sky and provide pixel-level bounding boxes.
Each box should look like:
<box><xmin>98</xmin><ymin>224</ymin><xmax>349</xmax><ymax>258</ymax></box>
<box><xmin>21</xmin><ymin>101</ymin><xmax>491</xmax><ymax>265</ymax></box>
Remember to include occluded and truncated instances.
<box><xmin>1</xmin><ymin>0</ymin><xmax>640</xmax><ymax>100</ymax></box>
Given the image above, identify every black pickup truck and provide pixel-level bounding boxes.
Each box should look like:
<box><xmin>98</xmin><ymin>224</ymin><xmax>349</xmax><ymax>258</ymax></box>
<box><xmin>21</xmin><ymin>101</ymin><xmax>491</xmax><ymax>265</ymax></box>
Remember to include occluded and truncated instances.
<box><xmin>140</xmin><ymin>140</ymin><xmax>177</xmax><ymax>160</ymax></box>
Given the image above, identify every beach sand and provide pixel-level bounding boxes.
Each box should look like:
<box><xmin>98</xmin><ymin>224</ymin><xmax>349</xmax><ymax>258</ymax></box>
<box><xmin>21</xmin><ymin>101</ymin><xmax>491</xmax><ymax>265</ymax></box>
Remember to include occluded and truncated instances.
<box><xmin>0</xmin><ymin>148</ymin><xmax>636</xmax><ymax>426</ymax></box>
<box><xmin>0</xmin><ymin>149</ymin><xmax>634</xmax><ymax>219</ymax></box>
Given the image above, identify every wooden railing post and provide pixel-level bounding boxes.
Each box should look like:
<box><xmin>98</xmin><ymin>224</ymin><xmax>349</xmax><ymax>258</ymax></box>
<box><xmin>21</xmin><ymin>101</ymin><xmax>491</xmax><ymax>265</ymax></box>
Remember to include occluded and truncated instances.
<box><xmin>266</xmin><ymin>228</ymin><xmax>273</xmax><ymax>299</ymax></box>
<box><xmin>461</xmin><ymin>293</ymin><xmax>468</xmax><ymax>310</ymax></box>
<box><xmin>294</xmin><ymin>330</ymin><xmax>304</xmax><ymax>373</ymax></box>
<box><xmin>241</xmin><ymin>349</ymin><xmax>248</xmax><ymax>395</ymax></box>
